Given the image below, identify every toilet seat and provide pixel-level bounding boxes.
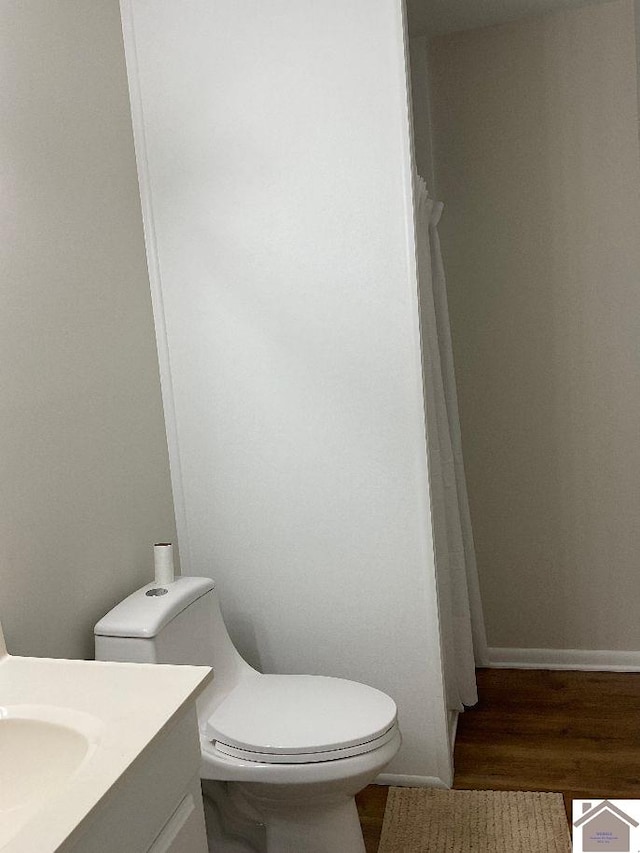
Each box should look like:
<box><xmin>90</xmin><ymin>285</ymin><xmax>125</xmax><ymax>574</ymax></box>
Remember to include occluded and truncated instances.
<box><xmin>204</xmin><ymin>673</ymin><xmax>397</xmax><ymax>765</ymax></box>
<box><xmin>212</xmin><ymin>722</ymin><xmax>399</xmax><ymax>764</ymax></box>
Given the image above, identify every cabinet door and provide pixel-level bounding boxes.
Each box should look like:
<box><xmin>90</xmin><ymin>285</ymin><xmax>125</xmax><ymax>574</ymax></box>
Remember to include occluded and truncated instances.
<box><xmin>148</xmin><ymin>786</ymin><xmax>208</xmax><ymax>853</ymax></box>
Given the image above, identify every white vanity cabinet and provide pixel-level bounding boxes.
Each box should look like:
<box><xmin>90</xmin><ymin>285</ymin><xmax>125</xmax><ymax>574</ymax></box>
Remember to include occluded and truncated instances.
<box><xmin>64</xmin><ymin>705</ymin><xmax>208</xmax><ymax>853</ymax></box>
<box><xmin>0</xmin><ymin>650</ymin><xmax>211</xmax><ymax>853</ymax></box>
<box><xmin>147</xmin><ymin>783</ymin><xmax>207</xmax><ymax>853</ymax></box>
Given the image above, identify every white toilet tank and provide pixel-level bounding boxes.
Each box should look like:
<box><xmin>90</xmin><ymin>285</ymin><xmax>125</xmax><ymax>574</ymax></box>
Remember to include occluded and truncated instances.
<box><xmin>95</xmin><ymin>577</ymin><xmax>253</xmax><ymax>709</ymax></box>
<box><xmin>94</xmin><ymin>576</ymin><xmax>217</xmax><ymax>663</ymax></box>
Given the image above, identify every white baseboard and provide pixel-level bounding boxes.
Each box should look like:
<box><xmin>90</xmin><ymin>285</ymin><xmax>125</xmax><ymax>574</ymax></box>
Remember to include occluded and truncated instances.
<box><xmin>488</xmin><ymin>647</ymin><xmax>640</xmax><ymax>672</ymax></box>
<box><xmin>375</xmin><ymin>774</ymin><xmax>449</xmax><ymax>788</ymax></box>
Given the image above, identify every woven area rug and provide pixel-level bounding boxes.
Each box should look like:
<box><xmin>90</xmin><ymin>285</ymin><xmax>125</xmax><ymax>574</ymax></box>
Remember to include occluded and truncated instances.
<box><xmin>378</xmin><ymin>788</ymin><xmax>571</xmax><ymax>852</ymax></box>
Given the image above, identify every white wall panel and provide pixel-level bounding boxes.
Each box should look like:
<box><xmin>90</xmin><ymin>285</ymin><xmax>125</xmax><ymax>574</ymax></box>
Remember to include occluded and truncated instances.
<box><xmin>123</xmin><ymin>0</ymin><xmax>450</xmax><ymax>780</ymax></box>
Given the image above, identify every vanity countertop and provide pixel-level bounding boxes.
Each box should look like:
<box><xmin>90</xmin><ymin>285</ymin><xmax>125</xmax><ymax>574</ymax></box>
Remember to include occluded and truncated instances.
<box><xmin>0</xmin><ymin>652</ymin><xmax>212</xmax><ymax>852</ymax></box>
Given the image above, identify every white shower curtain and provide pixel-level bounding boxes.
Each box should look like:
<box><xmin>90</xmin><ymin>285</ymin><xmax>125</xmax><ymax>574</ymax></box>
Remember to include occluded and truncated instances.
<box><xmin>415</xmin><ymin>176</ymin><xmax>488</xmax><ymax>711</ymax></box>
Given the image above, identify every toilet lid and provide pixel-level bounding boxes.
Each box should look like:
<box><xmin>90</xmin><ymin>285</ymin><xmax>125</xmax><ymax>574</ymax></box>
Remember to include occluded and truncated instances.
<box><xmin>204</xmin><ymin>674</ymin><xmax>397</xmax><ymax>761</ymax></box>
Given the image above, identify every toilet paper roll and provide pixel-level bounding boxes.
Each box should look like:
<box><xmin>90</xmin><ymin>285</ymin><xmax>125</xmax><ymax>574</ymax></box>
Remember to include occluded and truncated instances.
<box><xmin>154</xmin><ymin>543</ymin><xmax>175</xmax><ymax>586</ymax></box>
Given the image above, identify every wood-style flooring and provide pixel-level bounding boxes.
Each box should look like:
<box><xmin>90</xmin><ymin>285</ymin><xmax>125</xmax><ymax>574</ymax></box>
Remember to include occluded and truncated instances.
<box><xmin>355</xmin><ymin>668</ymin><xmax>640</xmax><ymax>852</ymax></box>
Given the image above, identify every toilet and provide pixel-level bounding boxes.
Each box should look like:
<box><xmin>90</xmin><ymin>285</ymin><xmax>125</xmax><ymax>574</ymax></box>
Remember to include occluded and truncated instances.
<box><xmin>94</xmin><ymin>576</ymin><xmax>401</xmax><ymax>853</ymax></box>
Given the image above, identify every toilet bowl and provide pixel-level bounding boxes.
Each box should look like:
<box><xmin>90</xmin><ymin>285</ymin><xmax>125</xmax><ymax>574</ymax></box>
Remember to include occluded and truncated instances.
<box><xmin>200</xmin><ymin>706</ymin><xmax>401</xmax><ymax>853</ymax></box>
<box><xmin>94</xmin><ymin>577</ymin><xmax>401</xmax><ymax>853</ymax></box>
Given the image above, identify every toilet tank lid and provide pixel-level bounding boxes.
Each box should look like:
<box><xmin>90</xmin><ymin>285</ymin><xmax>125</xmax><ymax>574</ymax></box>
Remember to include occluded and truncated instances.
<box><xmin>94</xmin><ymin>576</ymin><xmax>215</xmax><ymax>639</ymax></box>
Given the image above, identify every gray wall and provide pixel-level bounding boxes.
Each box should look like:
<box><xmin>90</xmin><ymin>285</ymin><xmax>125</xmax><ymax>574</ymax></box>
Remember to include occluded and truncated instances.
<box><xmin>0</xmin><ymin>1</ymin><xmax>176</xmax><ymax>659</ymax></box>
<box><xmin>427</xmin><ymin>0</ymin><xmax>640</xmax><ymax>652</ymax></box>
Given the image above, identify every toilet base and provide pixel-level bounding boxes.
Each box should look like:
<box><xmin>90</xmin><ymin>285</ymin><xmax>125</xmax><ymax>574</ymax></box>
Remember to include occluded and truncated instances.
<box><xmin>235</xmin><ymin>772</ymin><xmax>376</xmax><ymax>853</ymax></box>
<box><xmin>202</xmin><ymin>782</ymin><xmax>365</xmax><ymax>853</ymax></box>
<box><xmin>263</xmin><ymin>796</ymin><xmax>365</xmax><ymax>853</ymax></box>
<box><xmin>202</xmin><ymin>781</ymin><xmax>266</xmax><ymax>852</ymax></box>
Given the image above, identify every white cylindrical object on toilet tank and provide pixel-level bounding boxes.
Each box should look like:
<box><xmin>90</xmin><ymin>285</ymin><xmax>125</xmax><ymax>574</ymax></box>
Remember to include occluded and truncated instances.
<box><xmin>154</xmin><ymin>543</ymin><xmax>175</xmax><ymax>585</ymax></box>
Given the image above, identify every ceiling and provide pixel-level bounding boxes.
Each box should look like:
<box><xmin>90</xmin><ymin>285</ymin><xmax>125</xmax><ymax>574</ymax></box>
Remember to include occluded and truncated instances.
<box><xmin>406</xmin><ymin>0</ymin><xmax>611</xmax><ymax>37</ymax></box>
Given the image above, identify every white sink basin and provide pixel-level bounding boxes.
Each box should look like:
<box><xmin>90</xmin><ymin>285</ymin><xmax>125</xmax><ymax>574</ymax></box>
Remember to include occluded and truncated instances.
<box><xmin>0</xmin><ymin>705</ymin><xmax>102</xmax><ymax>848</ymax></box>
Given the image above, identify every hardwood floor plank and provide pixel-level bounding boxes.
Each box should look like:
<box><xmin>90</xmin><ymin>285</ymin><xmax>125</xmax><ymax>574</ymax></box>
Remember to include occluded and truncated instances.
<box><xmin>356</xmin><ymin>668</ymin><xmax>640</xmax><ymax>849</ymax></box>
<box><xmin>455</xmin><ymin>669</ymin><xmax>640</xmax><ymax>821</ymax></box>
<box><xmin>355</xmin><ymin>785</ymin><xmax>389</xmax><ymax>853</ymax></box>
